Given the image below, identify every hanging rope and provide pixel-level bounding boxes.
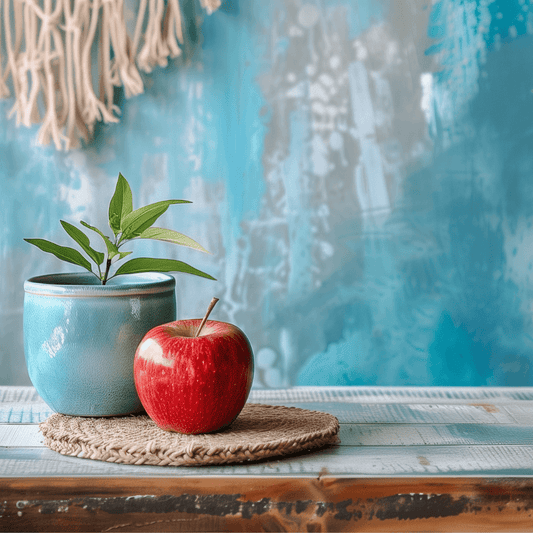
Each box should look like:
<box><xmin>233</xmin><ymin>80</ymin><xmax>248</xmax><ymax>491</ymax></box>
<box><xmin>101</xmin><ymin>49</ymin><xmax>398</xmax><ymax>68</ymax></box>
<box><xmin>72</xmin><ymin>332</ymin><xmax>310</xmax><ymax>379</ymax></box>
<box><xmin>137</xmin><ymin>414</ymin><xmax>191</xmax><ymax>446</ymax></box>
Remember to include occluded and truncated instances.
<box><xmin>0</xmin><ymin>0</ymin><xmax>221</xmax><ymax>150</ymax></box>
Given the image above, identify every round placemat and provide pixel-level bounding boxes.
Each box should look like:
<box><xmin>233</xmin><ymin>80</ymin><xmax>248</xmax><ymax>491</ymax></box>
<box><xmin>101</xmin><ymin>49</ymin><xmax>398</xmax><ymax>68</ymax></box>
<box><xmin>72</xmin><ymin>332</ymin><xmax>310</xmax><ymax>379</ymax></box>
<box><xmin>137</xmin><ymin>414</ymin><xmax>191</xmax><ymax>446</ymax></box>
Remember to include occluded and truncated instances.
<box><xmin>39</xmin><ymin>403</ymin><xmax>340</xmax><ymax>466</ymax></box>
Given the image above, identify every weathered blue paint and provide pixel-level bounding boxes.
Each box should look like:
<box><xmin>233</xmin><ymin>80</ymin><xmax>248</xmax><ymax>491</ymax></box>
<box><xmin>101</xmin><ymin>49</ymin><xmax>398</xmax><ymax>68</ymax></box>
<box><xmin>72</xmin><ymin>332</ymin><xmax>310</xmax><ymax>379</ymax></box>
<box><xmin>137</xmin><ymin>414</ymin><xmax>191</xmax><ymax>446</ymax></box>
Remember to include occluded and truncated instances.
<box><xmin>284</xmin><ymin>109</ymin><xmax>313</xmax><ymax>299</ymax></box>
<box><xmin>200</xmin><ymin>2</ymin><xmax>269</xmax><ymax>238</ymax></box>
<box><xmin>2</xmin><ymin>0</ymin><xmax>533</xmax><ymax>388</ymax></box>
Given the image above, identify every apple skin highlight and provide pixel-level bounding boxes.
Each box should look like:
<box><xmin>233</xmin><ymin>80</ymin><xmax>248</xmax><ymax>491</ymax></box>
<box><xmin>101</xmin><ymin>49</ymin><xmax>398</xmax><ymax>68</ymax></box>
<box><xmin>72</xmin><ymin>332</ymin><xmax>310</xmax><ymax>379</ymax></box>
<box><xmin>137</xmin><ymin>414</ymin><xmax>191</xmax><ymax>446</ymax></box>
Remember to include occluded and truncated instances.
<box><xmin>134</xmin><ymin>319</ymin><xmax>254</xmax><ymax>434</ymax></box>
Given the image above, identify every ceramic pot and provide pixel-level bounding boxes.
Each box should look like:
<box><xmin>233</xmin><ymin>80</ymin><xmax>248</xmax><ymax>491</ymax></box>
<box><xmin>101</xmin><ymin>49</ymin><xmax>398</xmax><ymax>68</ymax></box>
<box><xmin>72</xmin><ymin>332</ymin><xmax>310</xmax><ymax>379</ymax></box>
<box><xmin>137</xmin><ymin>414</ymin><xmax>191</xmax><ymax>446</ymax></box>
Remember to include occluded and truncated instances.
<box><xmin>23</xmin><ymin>272</ymin><xmax>176</xmax><ymax>416</ymax></box>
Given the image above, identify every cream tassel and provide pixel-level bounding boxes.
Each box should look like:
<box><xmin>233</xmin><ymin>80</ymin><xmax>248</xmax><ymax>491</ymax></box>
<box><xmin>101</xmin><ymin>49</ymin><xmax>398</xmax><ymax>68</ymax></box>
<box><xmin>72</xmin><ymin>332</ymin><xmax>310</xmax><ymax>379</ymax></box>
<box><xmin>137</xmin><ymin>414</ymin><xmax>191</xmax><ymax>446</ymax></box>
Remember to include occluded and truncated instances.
<box><xmin>137</xmin><ymin>0</ymin><xmax>169</xmax><ymax>73</ymax></box>
<box><xmin>0</xmin><ymin>0</ymin><xmax>221</xmax><ymax>150</ymax></box>
<box><xmin>165</xmin><ymin>0</ymin><xmax>183</xmax><ymax>59</ymax></box>
<box><xmin>199</xmin><ymin>0</ymin><xmax>220</xmax><ymax>16</ymax></box>
<box><xmin>0</xmin><ymin>0</ymin><xmax>8</xmax><ymax>98</ymax></box>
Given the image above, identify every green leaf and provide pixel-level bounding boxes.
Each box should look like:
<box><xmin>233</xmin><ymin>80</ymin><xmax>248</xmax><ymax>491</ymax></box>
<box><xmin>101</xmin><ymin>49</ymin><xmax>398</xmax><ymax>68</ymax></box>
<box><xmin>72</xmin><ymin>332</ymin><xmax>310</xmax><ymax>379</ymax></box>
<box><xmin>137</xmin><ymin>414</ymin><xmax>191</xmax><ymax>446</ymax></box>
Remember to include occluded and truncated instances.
<box><xmin>24</xmin><ymin>239</ymin><xmax>93</xmax><ymax>272</ymax></box>
<box><xmin>111</xmin><ymin>250</ymin><xmax>133</xmax><ymax>263</ymax></box>
<box><xmin>108</xmin><ymin>173</ymin><xmax>133</xmax><ymax>235</ymax></box>
<box><xmin>60</xmin><ymin>221</ymin><xmax>105</xmax><ymax>266</ymax></box>
<box><xmin>80</xmin><ymin>221</ymin><xmax>119</xmax><ymax>260</ymax></box>
<box><xmin>120</xmin><ymin>200</ymin><xmax>191</xmax><ymax>240</ymax></box>
<box><xmin>135</xmin><ymin>227</ymin><xmax>210</xmax><ymax>254</ymax></box>
<box><xmin>113</xmin><ymin>257</ymin><xmax>216</xmax><ymax>280</ymax></box>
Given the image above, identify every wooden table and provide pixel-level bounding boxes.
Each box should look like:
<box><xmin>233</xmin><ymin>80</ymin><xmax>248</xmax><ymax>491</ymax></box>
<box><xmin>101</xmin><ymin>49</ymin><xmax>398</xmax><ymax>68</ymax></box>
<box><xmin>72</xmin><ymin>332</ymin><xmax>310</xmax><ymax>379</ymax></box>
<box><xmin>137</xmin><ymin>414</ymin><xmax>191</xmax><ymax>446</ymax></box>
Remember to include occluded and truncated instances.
<box><xmin>2</xmin><ymin>386</ymin><xmax>533</xmax><ymax>531</ymax></box>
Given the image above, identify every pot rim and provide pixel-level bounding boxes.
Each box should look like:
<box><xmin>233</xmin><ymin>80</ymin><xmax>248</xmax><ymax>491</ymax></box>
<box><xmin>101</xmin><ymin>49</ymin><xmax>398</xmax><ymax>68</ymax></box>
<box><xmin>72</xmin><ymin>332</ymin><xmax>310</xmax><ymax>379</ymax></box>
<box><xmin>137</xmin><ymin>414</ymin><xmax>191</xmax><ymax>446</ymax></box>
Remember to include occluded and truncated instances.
<box><xmin>24</xmin><ymin>272</ymin><xmax>176</xmax><ymax>298</ymax></box>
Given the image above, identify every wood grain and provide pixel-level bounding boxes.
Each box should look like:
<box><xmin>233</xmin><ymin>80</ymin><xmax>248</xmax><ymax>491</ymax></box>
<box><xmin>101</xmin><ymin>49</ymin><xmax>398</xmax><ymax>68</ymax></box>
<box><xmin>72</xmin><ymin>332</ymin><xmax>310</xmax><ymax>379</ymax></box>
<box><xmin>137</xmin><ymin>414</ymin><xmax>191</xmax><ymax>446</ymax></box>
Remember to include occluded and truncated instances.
<box><xmin>3</xmin><ymin>443</ymin><xmax>533</xmax><ymax>477</ymax></box>
<box><xmin>3</xmin><ymin>386</ymin><xmax>533</xmax><ymax>531</ymax></box>
<box><xmin>2</xmin><ymin>477</ymin><xmax>533</xmax><ymax>532</ymax></box>
<box><xmin>1</xmin><ymin>400</ymin><xmax>524</xmax><ymax>425</ymax></box>
<box><xmin>249</xmin><ymin>386</ymin><xmax>533</xmax><ymax>404</ymax></box>
<box><xmin>0</xmin><ymin>424</ymin><xmax>43</xmax><ymax>447</ymax></box>
<box><xmin>3</xmin><ymin>385</ymin><xmax>533</xmax><ymax>423</ymax></box>
<box><xmin>4</xmin><ymin>421</ymin><xmax>533</xmax><ymax>448</ymax></box>
<box><xmin>276</xmin><ymin>401</ymin><xmax>517</xmax><ymax>423</ymax></box>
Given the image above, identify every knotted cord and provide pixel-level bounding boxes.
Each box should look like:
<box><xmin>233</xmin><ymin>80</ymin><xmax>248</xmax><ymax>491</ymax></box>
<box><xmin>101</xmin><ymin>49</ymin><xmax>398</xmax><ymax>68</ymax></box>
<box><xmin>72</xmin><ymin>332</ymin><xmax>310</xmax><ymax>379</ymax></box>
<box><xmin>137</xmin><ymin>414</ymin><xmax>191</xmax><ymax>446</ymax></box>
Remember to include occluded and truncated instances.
<box><xmin>0</xmin><ymin>0</ymin><xmax>221</xmax><ymax>150</ymax></box>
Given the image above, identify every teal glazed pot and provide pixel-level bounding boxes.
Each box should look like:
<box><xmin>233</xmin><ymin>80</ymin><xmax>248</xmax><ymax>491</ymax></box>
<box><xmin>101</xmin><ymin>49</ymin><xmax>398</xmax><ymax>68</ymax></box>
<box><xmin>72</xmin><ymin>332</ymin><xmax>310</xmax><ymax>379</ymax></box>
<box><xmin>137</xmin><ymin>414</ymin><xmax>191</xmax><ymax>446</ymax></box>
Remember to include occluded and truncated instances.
<box><xmin>23</xmin><ymin>272</ymin><xmax>176</xmax><ymax>416</ymax></box>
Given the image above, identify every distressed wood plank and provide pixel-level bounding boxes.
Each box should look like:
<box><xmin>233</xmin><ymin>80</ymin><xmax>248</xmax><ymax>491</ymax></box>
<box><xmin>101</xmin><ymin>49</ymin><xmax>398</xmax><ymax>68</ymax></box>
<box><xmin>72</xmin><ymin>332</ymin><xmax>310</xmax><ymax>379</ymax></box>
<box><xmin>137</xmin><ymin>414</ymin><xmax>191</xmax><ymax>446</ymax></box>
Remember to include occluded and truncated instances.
<box><xmin>267</xmin><ymin>401</ymin><xmax>517</xmax><ymax>424</ymax></box>
<box><xmin>2</xmin><ymin>386</ymin><xmax>532</xmax><ymax>424</ymax></box>
<box><xmin>3</xmin><ymin>443</ymin><xmax>533</xmax><ymax>477</ymax></box>
<box><xmin>0</xmin><ymin>385</ymin><xmax>52</xmax><ymax>422</ymax></box>
<box><xmin>0</xmin><ymin>400</ymin><xmax>520</xmax><ymax>425</ymax></box>
<box><xmin>250</xmin><ymin>386</ymin><xmax>533</xmax><ymax>404</ymax></box>
<box><xmin>2</xmin><ymin>477</ymin><xmax>533</xmax><ymax>532</ymax></box>
<box><xmin>0</xmin><ymin>402</ymin><xmax>53</xmax><ymax>423</ymax></box>
<box><xmin>340</xmin><ymin>422</ymin><xmax>533</xmax><ymax>446</ymax></box>
<box><xmin>4</xmin><ymin>385</ymin><xmax>533</xmax><ymax>406</ymax></box>
<box><xmin>4</xmin><ymin>422</ymin><xmax>533</xmax><ymax>449</ymax></box>
<box><xmin>0</xmin><ymin>387</ymin><xmax>42</xmax><ymax>403</ymax></box>
<box><xmin>2</xmin><ymin>386</ymin><xmax>533</xmax><ymax>530</ymax></box>
<box><xmin>501</xmin><ymin>404</ymin><xmax>533</xmax><ymax>425</ymax></box>
<box><xmin>0</xmin><ymin>425</ymin><xmax>43</xmax><ymax>447</ymax></box>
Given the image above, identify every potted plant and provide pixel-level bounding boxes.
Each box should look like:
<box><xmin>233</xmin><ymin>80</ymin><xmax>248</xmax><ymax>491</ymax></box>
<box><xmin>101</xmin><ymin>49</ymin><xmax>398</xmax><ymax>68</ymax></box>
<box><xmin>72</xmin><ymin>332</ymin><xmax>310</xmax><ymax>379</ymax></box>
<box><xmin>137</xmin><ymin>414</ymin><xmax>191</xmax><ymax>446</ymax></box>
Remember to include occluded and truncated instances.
<box><xmin>23</xmin><ymin>174</ymin><xmax>215</xmax><ymax>417</ymax></box>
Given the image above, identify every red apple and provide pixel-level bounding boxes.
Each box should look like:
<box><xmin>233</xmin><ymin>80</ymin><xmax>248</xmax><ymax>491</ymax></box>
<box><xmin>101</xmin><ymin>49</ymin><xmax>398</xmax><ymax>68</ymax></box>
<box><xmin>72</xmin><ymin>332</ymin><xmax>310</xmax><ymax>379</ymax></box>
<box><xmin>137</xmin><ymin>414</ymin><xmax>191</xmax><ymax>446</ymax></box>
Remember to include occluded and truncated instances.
<box><xmin>133</xmin><ymin>319</ymin><xmax>254</xmax><ymax>434</ymax></box>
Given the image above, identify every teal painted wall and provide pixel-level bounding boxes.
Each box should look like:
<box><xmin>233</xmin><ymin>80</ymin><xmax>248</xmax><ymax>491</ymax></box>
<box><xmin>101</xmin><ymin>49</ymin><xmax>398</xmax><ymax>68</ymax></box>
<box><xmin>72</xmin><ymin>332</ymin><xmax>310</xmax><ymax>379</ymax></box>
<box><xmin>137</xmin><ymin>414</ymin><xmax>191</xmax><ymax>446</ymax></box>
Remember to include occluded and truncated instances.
<box><xmin>2</xmin><ymin>0</ymin><xmax>533</xmax><ymax>387</ymax></box>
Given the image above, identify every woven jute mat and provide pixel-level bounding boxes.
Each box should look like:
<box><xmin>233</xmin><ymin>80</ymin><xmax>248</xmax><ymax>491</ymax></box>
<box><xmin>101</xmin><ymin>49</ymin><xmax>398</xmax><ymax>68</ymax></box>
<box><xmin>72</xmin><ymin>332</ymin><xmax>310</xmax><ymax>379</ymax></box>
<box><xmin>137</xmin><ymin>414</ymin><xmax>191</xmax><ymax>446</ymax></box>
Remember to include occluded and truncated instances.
<box><xmin>39</xmin><ymin>403</ymin><xmax>340</xmax><ymax>466</ymax></box>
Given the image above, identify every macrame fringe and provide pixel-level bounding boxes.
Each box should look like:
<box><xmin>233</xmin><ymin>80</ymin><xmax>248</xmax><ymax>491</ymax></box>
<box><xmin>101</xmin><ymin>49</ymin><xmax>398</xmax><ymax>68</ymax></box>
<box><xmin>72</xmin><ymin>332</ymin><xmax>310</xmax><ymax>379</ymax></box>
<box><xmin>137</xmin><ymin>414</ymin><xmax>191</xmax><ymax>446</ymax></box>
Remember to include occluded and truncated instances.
<box><xmin>0</xmin><ymin>0</ymin><xmax>221</xmax><ymax>150</ymax></box>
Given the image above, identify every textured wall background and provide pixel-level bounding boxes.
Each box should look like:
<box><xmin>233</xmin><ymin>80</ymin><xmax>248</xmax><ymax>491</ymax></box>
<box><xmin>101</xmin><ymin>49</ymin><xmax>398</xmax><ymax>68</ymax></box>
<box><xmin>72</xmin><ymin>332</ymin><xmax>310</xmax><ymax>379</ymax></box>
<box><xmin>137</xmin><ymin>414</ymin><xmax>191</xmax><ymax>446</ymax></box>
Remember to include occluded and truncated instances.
<box><xmin>2</xmin><ymin>0</ymin><xmax>533</xmax><ymax>387</ymax></box>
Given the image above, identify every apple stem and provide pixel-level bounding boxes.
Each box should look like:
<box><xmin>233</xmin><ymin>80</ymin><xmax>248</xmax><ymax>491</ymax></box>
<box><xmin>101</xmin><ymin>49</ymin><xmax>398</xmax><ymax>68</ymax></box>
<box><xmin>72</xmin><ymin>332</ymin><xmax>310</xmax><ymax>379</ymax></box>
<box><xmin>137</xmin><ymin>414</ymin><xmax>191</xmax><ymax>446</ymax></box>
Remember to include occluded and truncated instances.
<box><xmin>195</xmin><ymin>297</ymin><xmax>219</xmax><ymax>337</ymax></box>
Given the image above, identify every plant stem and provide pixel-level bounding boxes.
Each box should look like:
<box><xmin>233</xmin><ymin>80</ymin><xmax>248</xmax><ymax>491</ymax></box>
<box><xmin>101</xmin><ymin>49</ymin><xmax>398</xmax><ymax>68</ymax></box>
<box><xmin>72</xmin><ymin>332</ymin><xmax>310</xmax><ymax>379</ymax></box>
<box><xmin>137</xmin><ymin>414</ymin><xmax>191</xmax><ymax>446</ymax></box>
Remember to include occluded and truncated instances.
<box><xmin>102</xmin><ymin>258</ymin><xmax>112</xmax><ymax>285</ymax></box>
<box><xmin>195</xmin><ymin>297</ymin><xmax>219</xmax><ymax>337</ymax></box>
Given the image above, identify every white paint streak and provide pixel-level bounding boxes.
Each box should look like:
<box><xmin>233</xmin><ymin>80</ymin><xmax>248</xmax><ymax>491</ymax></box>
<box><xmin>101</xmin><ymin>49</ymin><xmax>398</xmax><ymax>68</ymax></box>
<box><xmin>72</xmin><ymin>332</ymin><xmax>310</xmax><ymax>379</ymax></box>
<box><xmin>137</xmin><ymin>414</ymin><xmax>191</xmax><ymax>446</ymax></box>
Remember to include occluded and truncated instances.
<box><xmin>286</xmin><ymin>82</ymin><xmax>306</xmax><ymax>99</ymax></box>
<box><xmin>58</xmin><ymin>171</ymin><xmax>94</xmax><ymax>216</ymax></box>
<box><xmin>319</xmin><ymin>74</ymin><xmax>334</xmax><ymax>87</ymax></box>
<box><xmin>348</xmin><ymin>61</ymin><xmax>390</xmax><ymax>223</ymax></box>
<box><xmin>420</xmin><ymin>73</ymin><xmax>434</xmax><ymax>125</ymax></box>
<box><xmin>309</xmin><ymin>82</ymin><xmax>329</xmax><ymax>102</ymax></box>
<box><xmin>348</xmin><ymin>61</ymin><xmax>376</xmax><ymax>137</ymax></box>
<box><xmin>354</xmin><ymin>41</ymin><xmax>368</xmax><ymax>61</ymax></box>
<box><xmin>279</xmin><ymin>328</ymin><xmax>293</xmax><ymax>388</ymax></box>
<box><xmin>298</xmin><ymin>4</ymin><xmax>319</xmax><ymax>28</ymax></box>
<box><xmin>289</xmin><ymin>25</ymin><xmax>304</xmax><ymax>37</ymax></box>
<box><xmin>329</xmin><ymin>56</ymin><xmax>341</xmax><ymax>69</ymax></box>
<box><xmin>311</xmin><ymin>134</ymin><xmax>329</xmax><ymax>177</ymax></box>
<box><xmin>429</xmin><ymin>0</ymin><xmax>492</xmax><ymax>146</ymax></box>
